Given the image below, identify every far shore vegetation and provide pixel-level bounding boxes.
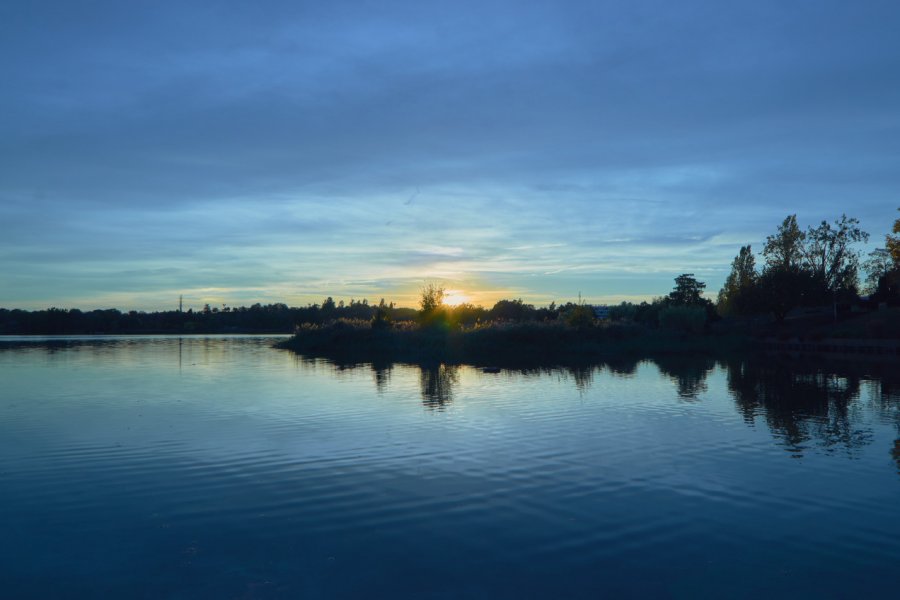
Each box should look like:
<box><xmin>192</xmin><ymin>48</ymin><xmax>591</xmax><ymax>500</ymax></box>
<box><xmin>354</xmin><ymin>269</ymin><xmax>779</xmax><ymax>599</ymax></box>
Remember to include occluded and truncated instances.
<box><xmin>4</xmin><ymin>210</ymin><xmax>900</xmax><ymax>365</ymax></box>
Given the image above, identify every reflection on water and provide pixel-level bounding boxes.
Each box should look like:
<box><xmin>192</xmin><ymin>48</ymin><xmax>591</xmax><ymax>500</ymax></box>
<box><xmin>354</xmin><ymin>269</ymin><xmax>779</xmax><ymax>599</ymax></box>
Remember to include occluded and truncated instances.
<box><xmin>876</xmin><ymin>377</ymin><xmax>900</xmax><ymax>473</ymax></box>
<box><xmin>3</xmin><ymin>336</ymin><xmax>900</xmax><ymax>598</ymax></box>
<box><xmin>9</xmin><ymin>336</ymin><xmax>895</xmax><ymax>459</ymax></box>
<box><xmin>654</xmin><ymin>355</ymin><xmax>718</xmax><ymax>400</ymax></box>
<box><xmin>307</xmin><ymin>349</ymin><xmax>900</xmax><ymax>458</ymax></box>
<box><xmin>893</xmin><ymin>440</ymin><xmax>900</xmax><ymax>474</ymax></box>
<box><xmin>5</xmin><ymin>335</ymin><xmax>899</xmax><ymax>463</ymax></box>
<box><xmin>419</xmin><ymin>364</ymin><xmax>459</xmax><ymax>409</ymax></box>
<box><xmin>371</xmin><ymin>359</ymin><xmax>393</xmax><ymax>394</ymax></box>
<box><xmin>725</xmin><ymin>358</ymin><xmax>870</xmax><ymax>456</ymax></box>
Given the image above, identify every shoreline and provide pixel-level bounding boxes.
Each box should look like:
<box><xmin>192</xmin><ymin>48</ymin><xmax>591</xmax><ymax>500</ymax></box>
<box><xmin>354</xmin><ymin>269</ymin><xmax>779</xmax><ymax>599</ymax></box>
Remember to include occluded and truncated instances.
<box><xmin>275</xmin><ymin>323</ymin><xmax>753</xmax><ymax>368</ymax></box>
<box><xmin>276</xmin><ymin>318</ymin><xmax>900</xmax><ymax>369</ymax></box>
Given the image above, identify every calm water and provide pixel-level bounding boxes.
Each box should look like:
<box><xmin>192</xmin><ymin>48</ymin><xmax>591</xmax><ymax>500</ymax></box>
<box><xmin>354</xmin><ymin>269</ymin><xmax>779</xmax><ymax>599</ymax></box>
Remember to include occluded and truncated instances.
<box><xmin>1</xmin><ymin>336</ymin><xmax>899</xmax><ymax>598</ymax></box>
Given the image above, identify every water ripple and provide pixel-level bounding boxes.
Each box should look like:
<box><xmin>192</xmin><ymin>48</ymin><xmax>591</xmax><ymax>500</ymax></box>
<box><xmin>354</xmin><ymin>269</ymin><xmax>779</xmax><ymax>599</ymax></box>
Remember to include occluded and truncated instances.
<box><xmin>2</xmin><ymin>336</ymin><xmax>900</xmax><ymax>598</ymax></box>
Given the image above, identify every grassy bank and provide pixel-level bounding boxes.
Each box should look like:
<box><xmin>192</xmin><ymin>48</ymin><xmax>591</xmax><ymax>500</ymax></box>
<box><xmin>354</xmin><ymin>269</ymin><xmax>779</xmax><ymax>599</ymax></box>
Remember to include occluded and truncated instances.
<box><xmin>275</xmin><ymin>320</ymin><xmax>751</xmax><ymax>367</ymax></box>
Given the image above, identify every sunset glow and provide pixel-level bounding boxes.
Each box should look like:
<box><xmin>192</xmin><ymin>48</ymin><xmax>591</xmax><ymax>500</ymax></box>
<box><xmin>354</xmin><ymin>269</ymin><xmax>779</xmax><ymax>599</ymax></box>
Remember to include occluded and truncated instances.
<box><xmin>442</xmin><ymin>290</ymin><xmax>470</xmax><ymax>307</ymax></box>
<box><xmin>0</xmin><ymin>1</ymin><xmax>895</xmax><ymax>312</ymax></box>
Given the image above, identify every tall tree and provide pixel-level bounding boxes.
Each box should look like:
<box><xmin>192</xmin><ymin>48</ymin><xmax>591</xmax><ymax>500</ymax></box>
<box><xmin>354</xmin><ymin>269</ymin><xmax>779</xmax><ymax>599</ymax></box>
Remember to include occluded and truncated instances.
<box><xmin>756</xmin><ymin>267</ymin><xmax>829</xmax><ymax>322</ymax></box>
<box><xmin>668</xmin><ymin>274</ymin><xmax>706</xmax><ymax>306</ymax></box>
<box><xmin>801</xmin><ymin>214</ymin><xmax>869</xmax><ymax>293</ymax></box>
<box><xmin>763</xmin><ymin>215</ymin><xmax>805</xmax><ymax>271</ymax></box>
<box><xmin>717</xmin><ymin>245</ymin><xmax>757</xmax><ymax>316</ymax></box>
<box><xmin>866</xmin><ymin>208</ymin><xmax>900</xmax><ymax>304</ymax></box>
<box><xmin>887</xmin><ymin>208</ymin><xmax>900</xmax><ymax>264</ymax></box>
<box><xmin>419</xmin><ymin>283</ymin><xmax>445</xmax><ymax>314</ymax></box>
<box><xmin>863</xmin><ymin>248</ymin><xmax>894</xmax><ymax>294</ymax></box>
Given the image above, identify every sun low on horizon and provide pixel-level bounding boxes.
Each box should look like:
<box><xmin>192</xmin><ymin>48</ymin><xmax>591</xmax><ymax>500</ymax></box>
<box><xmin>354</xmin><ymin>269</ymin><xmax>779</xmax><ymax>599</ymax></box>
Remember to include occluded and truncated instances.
<box><xmin>441</xmin><ymin>289</ymin><xmax>471</xmax><ymax>307</ymax></box>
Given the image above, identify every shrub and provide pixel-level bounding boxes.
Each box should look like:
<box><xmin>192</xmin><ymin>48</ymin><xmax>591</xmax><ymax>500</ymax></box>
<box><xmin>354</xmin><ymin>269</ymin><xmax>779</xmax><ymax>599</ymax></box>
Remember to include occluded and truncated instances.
<box><xmin>658</xmin><ymin>306</ymin><xmax>706</xmax><ymax>334</ymax></box>
<box><xmin>371</xmin><ymin>307</ymin><xmax>392</xmax><ymax>330</ymax></box>
<box><xmin>564</xmin><ymin>304</ymin><xmax>596</xmax><ymax>329</ymax></box>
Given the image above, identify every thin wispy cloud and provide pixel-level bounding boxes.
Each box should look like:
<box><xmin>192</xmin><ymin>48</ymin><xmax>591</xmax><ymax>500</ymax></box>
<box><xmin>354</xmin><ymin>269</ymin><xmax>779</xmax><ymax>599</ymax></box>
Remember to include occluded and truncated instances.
<box><xmin>1</xmin><ymin>1</ymin><xmax>898</xmax><ymax>309</ymax></box>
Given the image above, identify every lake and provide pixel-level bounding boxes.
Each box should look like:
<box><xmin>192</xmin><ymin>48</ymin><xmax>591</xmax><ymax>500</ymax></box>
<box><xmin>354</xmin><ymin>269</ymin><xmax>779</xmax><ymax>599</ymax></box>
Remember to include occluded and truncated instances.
<box><xmin>1</xmin><ymin>335</ymin><xmax>899</xmax><ymax>598</ymax></box>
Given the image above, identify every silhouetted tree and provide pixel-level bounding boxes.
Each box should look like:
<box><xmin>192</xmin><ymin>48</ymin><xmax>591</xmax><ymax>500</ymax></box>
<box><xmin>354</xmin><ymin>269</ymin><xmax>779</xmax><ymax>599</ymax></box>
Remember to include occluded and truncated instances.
<box><xmin>609</xmin><ymin>302</ymin><xmax>637</xmax><ymax>321</ymax></box>
<box><xmin>801</xmin><ymin>214</ymin><xmax>868</xmax><ymax>294</ymax></box>
<box><xmin>763</xmin><ymin>214</ymin><xmax>805</xmax><ymax>271</ymax></box>
<box><xmin>717</xmin><ymin>245</ymin><xmax>757</xmax><ymax>316</ymax></box>
<box><xmin>418</xmin><ymin>283</ymin><xmax>451</xmax><ymax>330</ymax></box>
<box><xmin>866</xmin><ymin>209</ymin><xmax>900</xmax><ymax>305</ymax></box>
<box><xmin>419</xmin><ymin>283</ymin><xmax>445</xmax><ymax>314</ymax></box>
<box><xmin>888</xmin><ymin>208</ymin><xmax>900</xmax><ymax>264</ymax></box>
<box><xmin>864</xmin><ymin>248</ymin><xmax>894</xmax><ymax>295</ymax></box>
<box><xmin>534</xmin><ymin>301</ymin><xmax>559</xmax><ymax>321</ymax></box>
<box><xmin>726</xmin><ymin>213</ymin><xmax>869</xmax><ymax>320</ymax></box>
<box><xmin>564</xmin><ymin>304</ymin><xmax>595</xmax><ymax>329</ymax></box>
<box><xmin>371</xmin><ymin>307</ymin><xmax>392</xmax><ymax>330</ymax></box>
<box><xmin>489</xmin><ymin>299</ymin><xmax>536</xmax><ymax>322</ymax></box>
<box><xmin>756</xmin><ymin>266</ymin><xmax>829</xmax><ymax>321</ymax></box>
<box><xmin>659</xmin><ymin>305</ymin><xmax>707</xmax><ymax>333</ymax></box>
<box><xmin>451</xmin><ymin>303</ymin><xmax>487</xmax><ymax>327</ymax></box>
<box><xmin>667</xmin><ymin>273</ymin><xmax>707</xmax><ymax>306</ymax></box>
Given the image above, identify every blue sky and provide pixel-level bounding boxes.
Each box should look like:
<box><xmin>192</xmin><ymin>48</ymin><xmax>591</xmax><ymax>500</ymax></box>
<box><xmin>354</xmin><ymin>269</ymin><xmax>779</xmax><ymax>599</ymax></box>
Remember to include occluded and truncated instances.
<box><xmin>2</xmin><ymin>1</ymin><xmax>899</xmax><ymax>310</ymax></box>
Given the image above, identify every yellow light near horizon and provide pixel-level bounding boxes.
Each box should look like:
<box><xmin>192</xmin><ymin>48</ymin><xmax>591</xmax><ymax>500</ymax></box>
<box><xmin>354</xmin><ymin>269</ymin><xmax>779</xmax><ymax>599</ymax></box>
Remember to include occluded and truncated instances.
<box><xmin>442</xmin><ymin>290</ymin><xmax>469</xmax><ymax>307</ymax></box>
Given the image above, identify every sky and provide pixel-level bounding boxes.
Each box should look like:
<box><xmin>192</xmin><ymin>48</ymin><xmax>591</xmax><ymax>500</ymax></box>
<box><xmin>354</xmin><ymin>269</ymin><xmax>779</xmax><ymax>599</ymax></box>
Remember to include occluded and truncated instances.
<box><xmin>2</xmin><ymin>0</ymin><xmax>899</xmax><ymax>310</ymax></box>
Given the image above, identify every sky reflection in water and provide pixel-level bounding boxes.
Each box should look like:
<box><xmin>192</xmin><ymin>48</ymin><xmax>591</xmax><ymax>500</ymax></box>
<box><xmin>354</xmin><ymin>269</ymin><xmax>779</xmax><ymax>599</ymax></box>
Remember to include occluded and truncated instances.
<box><xmin>1</xmin><ymin>336</ymin><xmax>899</xmax><ymax>598</ymax></box>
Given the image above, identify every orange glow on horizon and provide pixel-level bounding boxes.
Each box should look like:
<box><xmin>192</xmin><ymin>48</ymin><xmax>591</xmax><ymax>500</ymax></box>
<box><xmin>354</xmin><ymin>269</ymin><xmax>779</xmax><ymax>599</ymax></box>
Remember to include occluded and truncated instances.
<box><xmin>442</xmin><ymin>290</ymin><xmax>470</xmax><ymax>307</ymax></box>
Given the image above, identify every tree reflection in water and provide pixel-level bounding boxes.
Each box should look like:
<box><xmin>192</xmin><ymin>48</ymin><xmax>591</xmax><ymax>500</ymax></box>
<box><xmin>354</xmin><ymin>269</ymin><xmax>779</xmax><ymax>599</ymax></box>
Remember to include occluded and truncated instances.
<box><xmin>654</xmin><ymin>355</ymin><xmax>717</xmax><ymax>400</ymax></box>
<box><xmin>872</xmin><ymin>376</ymin><xmax>900</xmax><ymax>473</ymax></box>
<box><xmin>370</xmin><ymin>359</ymin><xmax>393</xmax><ymax>395</ymax></box>
<box><xmin>567</xmin><ymin>365</ymin><xmax>595</xmax><ymax>393</ymax></box>
<box><xmin>893</xmin><ymin>439</ymin><xmax>900</xmax><ymax>474</ymax></box>
<box><xmin>724</xmin><ymin>358</ymin><xmax>885</xmax><ymax>457</ymax></box>
<box><xmin>318</xmin><ymin>353</ymin><xmax>900</xmax><ymax>466</ymax></box>
<box><xmin>419</xmin><ymin>364</ymin><xmax>459</xmax><ymax>410</ymax></box>
<box><xmin>604</xmin><ymin>357</ymin><xmax>640</xmax><ymax>378</ymax></box>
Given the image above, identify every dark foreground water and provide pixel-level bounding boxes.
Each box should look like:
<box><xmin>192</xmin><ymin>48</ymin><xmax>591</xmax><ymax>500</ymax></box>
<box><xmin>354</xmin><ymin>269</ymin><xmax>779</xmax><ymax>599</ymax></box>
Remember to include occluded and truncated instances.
<box><xmin>1</xmin><ymin>336</ymin><xmax>899</xmax><ymax>599</ymax></box>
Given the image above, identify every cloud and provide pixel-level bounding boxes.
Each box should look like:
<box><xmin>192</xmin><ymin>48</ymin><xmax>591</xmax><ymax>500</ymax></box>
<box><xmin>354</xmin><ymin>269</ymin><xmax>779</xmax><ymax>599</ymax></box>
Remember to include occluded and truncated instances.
<box><xmin>1</xmin><ymin>1</ymin><xmax>899</xmax><ymax>308</ymax></box>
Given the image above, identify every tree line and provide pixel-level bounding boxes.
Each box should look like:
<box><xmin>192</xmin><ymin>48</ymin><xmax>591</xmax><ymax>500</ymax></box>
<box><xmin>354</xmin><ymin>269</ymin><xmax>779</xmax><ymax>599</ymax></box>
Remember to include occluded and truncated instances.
<box><xmin>0</xmin><ymin>301</ymin><xmax>422</xmax><ymax>335</ymax></box>
<box><xmin>2</xmin><ymin>209</ymin><xmax>898</xmax><ymax>335</ymax></box>
<box><xmin>716</xmin><ymin>210</ymin><xmax>900</xmax><ymax>320</ymax></box>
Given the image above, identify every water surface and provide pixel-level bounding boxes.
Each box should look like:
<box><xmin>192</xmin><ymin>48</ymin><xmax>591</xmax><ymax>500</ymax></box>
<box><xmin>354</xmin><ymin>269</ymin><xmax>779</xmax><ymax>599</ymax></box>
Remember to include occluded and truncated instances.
<box><xmin>1</xmin><ymin>336</ymin><xmax>899</xmax><ymax>598</ymax></box>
